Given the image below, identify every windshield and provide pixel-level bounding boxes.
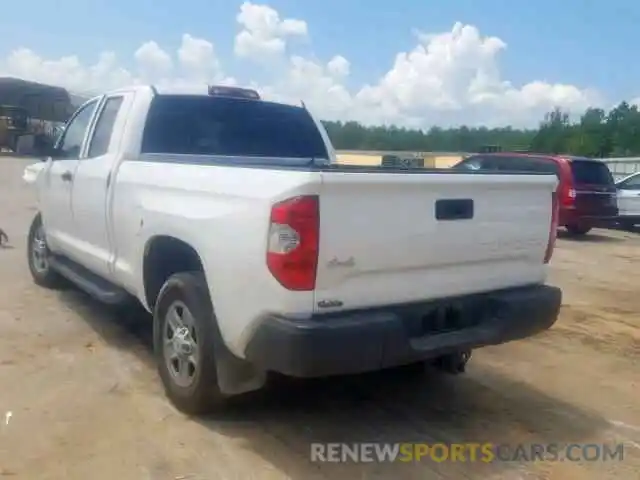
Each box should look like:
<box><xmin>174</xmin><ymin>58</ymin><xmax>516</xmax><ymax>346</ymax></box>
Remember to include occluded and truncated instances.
<box><xmin>570</xmin><ymin>159</ymin><xmax>614</xmax><ymax>185</ymax></box>
<box><xmin>141</xmin><ymin>95</ymin><xmax>329</xmax><ymax>159</ymax></box>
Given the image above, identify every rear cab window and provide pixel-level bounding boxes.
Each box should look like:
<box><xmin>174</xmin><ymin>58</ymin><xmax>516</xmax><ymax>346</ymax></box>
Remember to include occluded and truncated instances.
<box><xmin>140</xmin><ymin>95</ymin><xmax>329</xmax><ymax>160</ymax></box>
<box><xmin>568</xmin><ymin>158</ymin><xmax>614</xmax><ymax>186</ymax></box>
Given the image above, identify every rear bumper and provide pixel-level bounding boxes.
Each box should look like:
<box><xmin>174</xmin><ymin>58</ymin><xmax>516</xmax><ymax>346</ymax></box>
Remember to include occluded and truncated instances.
<box><xmin>244</xmin><ymin>284</ymin><xmax>562</xmax><ymax>378</ymax></box>
<box><xmin>561</xmin><ymin>211</ymin><xmax>618</xmax><ymax>228</ymax></box>
<box><xmin>618</xmin><ymin>214</ymin><xmax>640</xmax><ymax>222</ymax></box>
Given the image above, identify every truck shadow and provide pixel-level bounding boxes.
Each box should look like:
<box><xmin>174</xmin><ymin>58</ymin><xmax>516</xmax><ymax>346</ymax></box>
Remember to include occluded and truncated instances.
<box><xmin>57</xmin><ymin>289</ymin><xmax>611</xmax><ymax>480</ymax></box>
<box><xmin>614</xmin><ymin>224</ymin><xmax>640</xmax><ymax>235</ymax></box>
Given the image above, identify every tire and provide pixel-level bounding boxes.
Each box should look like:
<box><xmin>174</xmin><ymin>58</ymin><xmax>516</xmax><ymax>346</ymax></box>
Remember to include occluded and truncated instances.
<box><xmin>153</xmin><ymin>271</ymin><xmax>227</xmax><ymax>415</ymax></box>
<box><xmin>620</xmin><ymin>220</ymin><xmax>636</xmax><ymax>231</ymax></box>
<box><xmin>565</xmin><ymin>224</ymin><xmax>592</xmax><ymax>236</ymax></box>
<box><xmin>27</xmin><ymin>213</ymin><xmax>65</xmax><ymax>289</ymax></box>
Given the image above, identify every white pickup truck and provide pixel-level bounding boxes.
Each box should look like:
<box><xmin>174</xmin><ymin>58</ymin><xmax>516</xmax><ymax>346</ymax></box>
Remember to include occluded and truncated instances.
<box><xmin>25</xmin><ymin>84</ymin><xmax>562</xmax><ymax>414</ymax></box>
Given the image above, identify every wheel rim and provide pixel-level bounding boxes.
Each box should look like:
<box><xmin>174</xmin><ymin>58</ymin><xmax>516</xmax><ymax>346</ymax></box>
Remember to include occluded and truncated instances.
<box><xmin>31</xmin><ymin>226</ymin><xmax>50</xmax><ymax>273</ymax></box>
<box><xmin>163</xmin><ymin>300</ymin><xmax>200</xmax><ymax>388</ymax></box>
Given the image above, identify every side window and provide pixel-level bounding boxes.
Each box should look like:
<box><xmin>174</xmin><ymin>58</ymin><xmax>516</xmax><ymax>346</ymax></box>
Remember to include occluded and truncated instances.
<box><xmin>490</xmin><ymin>157</ymin><xmax>529</xmax><ymax>171</ymax></box>
<box><xmin>525</xmin><ymin>159</ymin><xmax>558</xmax><ymax>175</ymax></box>
<box><xmin>618</xmin><ymin>174</ymin><xmax>640</xmax><ymax>190</ymax></box>
<box><xmin>87</xmin><ymin>96</ymin><xmax>124</xmax><ymax>158</ymax></box>
<box><xmin>485</xmin><ymin>157</ymin><xmax>511</xmax><ymax>170</ymax></box>
<box><xmin>490</xmin><ymin>157</ymin><xmax>558</xmax><ymax>175</ymax></box>
<box><xmin>455</xmin><ymin>156</ymin><xmax>486</xmax><ymax>170</ymax></box>
<box><xmin>537</xmin><ymin>160</ymin><xmax>559</xmax><ymax>175</ymax></box>
<box><xmin>479</xmin><ymin>157</ymin><xmax>503</xmax><ymax>170</ymax></box>
<box><xmin>57</xmin><ymin>100</ymin><xmax>99</xmax><ymax>159</ymax></box>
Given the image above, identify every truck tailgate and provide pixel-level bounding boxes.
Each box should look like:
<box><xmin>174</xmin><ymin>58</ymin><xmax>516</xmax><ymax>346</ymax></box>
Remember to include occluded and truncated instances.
<box><xmin>314</xmin><ymin>171</ymin><xmax>557</xmax><ymax>312</ymax></box>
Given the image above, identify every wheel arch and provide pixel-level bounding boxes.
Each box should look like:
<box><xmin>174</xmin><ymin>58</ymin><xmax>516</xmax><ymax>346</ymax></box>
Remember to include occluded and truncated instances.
<box><xmin>142</xmin><ymin>235</ymin><xmax>206</xmax><ymax>311</ymax></box>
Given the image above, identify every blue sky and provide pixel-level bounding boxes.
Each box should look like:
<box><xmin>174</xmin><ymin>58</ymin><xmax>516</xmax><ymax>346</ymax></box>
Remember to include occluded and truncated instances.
<box><xmin>1</xmin><ymin>0</ymin><xmax>639</xmax><ymax>127</ymax></box>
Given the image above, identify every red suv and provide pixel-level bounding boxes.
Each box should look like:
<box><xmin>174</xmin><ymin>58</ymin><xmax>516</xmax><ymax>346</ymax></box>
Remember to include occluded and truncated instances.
<box><xmin>453</xmin><ymin>153</ymin><xmax>618</xmax><ymax>236</ymax></box>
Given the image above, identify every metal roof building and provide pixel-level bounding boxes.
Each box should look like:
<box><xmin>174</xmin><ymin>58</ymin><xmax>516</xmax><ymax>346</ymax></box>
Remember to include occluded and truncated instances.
<box><xmin>0</xmin><ymin>77</ymin><xmax>74</xmax><ymax>123</ymax></box>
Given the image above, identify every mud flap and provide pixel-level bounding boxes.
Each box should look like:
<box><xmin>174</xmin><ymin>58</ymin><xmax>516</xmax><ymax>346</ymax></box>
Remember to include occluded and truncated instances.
<box><xmin>210</xmin><ymin>323</ymin><xmax>267</xmax><ymax>396</ymax></box>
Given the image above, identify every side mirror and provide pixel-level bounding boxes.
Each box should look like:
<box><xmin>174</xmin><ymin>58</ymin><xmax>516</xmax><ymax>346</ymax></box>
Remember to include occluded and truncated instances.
<box><xmin>36</xmin><ymin>145</ymin><xmax>60</xmax><ymax>161</ymax></box>
<box><xmin>33</xmin><ymin>132</ymin><xmax>61</xmax><ymax>160</ymax></box>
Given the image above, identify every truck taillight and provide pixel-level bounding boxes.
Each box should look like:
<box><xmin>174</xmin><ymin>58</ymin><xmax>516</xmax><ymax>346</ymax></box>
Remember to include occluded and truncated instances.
<box><xmin>544</xmin><ymin>192</ymin><xmax>559</xmax><ymax>264</ymax></box>
<box><xmin>267</xmin><ymin>195</ymin><xmax>319</xmax><ymax>291</ymax></box>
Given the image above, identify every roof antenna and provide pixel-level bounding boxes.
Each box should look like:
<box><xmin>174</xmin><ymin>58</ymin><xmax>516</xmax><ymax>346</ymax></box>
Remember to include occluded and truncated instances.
<box><xmin>301</xmin><ymin>100</ymin><xmax>307</xmax><ymax>109</ymax></box>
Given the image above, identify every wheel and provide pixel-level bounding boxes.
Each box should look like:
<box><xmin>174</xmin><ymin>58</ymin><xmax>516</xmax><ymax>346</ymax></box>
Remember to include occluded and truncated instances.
<box><xmin>27</xmin><ymin>213</ymin><xmax>65</xmax><ymax>288</ymax></box>
<box><xmin>619</xmin><ymin>220</ymin><xmax>636</xmax><ymax>231</ymax></box>
<box><xmin>565</xmin><ymin>224</ymin><xmax>592</xmax><ymax>236</ymax></box>
<box><xmin>154</xmin><ymin>271</ymin><xmax>227</xmax><ymax>415</ymax></box>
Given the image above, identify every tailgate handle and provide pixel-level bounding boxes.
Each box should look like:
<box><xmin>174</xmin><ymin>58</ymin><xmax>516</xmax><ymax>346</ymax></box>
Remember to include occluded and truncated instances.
<box><xmin>435</xmin><ymin>199</ymin><xmax>474</xmax><ymax>221</ymax></box>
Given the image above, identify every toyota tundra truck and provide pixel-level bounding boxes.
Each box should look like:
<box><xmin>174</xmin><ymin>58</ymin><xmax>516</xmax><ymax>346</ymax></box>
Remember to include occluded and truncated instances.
<box><xmin>25</xmin><ymin>85</ymin><xmax>562</xmax><ymax>414</ymax></box>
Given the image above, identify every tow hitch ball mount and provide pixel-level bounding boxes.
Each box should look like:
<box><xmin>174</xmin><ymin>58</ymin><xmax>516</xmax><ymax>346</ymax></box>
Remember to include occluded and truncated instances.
<box><xmin>434</xmin><ymin>350</ymin><xmax>472</xmax><ymax>374</ymax></box>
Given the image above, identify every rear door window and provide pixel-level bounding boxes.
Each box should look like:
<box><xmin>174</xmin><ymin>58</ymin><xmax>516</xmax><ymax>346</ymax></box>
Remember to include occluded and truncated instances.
<box><xmin>141</xmin><ymin>95</ymin><xmax>329</xmax><ymax>159</ymax></box>
<box><xmin>570</xmin><ymin>160</ymin><xmax>614</xmax><ymax>185</ymax></box>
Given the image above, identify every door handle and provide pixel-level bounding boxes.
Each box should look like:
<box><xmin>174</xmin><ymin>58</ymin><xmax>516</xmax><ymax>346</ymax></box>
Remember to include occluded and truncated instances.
<box><xmin>61</xmin><ymin>171</ymin><xmax>73</xmax><ymax>182</ymax></box>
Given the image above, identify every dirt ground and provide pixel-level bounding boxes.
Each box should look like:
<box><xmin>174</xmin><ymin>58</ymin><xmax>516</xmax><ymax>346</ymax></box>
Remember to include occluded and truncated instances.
<box><xmin>0</xmin><ymin>157</ymin><xmax>638</xmax><ymax>480</ymax></box>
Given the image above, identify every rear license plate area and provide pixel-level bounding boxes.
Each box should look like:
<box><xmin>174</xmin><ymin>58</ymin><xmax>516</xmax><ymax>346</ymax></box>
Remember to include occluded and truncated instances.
<box><xmin>404</xmin><ymin>300</ymin><xmax>486</xmax><ymax>338</ymax></box>
<box><xmin>577</xmin><ymin>192</ymin><xmax>616</xmax><ymax>213</ymax></box>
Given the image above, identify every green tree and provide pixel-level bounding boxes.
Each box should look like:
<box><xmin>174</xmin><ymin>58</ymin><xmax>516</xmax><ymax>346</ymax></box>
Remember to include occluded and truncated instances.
<box><xmin>321</xmin><ymin>101</ymin><xmax>640</xmax><ymax>158</ymax></box>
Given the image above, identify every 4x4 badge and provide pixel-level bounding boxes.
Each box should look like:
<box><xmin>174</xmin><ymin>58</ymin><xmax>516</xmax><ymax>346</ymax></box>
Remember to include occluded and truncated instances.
<box><xmin>326</xmin><ymin>256</ymin><xmax>355</xmax><ymax>268</ymax></box>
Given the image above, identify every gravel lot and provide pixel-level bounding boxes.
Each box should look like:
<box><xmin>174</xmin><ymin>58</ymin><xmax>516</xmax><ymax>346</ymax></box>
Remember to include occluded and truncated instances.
<box><xmin>0</xmin><ymin>157</ymin><xmax>638</xmax><ymax>479</ymax></box>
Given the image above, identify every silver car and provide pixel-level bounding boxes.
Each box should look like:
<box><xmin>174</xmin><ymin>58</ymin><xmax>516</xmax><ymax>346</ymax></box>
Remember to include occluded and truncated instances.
<box><xmin>616</xmin><ymin>172</ymin><xmax>640</xmax><ymax>230</ymax></box>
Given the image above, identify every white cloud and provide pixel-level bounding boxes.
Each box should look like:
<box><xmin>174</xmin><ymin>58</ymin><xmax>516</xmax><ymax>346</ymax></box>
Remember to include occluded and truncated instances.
<box><xmin>234</xmin><ymin>1</ymin><xmax>307</xmax><ymax>60</ymax></box>
<box><xmin>3</xmin><ymin>49</ymin><xmax>134</xmax><ymax>94</ymax></box>
<box><xmin>134</xmin><ymin>41</ymin><xmax>172</xmax><ymax>76</ymax></box>
<box><xmin>0</xmin><ymin>4</ymin><xmax>604</xmax><ymax>128</ymax></box>
<box><xmin>327</xmin><ymin>55</ymin><xmax>350</xmax><ymax>78</ymax></box>
<box><xmin>260</xmin><ymin>55</ymin><xmax>353</xmax><ymax>119</ymax></box>
<box><xmin>177</xmin><ymin>34</ymin><xmax>221</xmax><ymax>80</ymax></box>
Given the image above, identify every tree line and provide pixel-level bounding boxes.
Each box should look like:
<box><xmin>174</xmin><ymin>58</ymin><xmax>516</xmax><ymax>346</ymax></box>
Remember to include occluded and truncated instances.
<box><xmin>321</xmin><ymin>102</ymin><xmax>640</xmax><ymax>158</ymax></box>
